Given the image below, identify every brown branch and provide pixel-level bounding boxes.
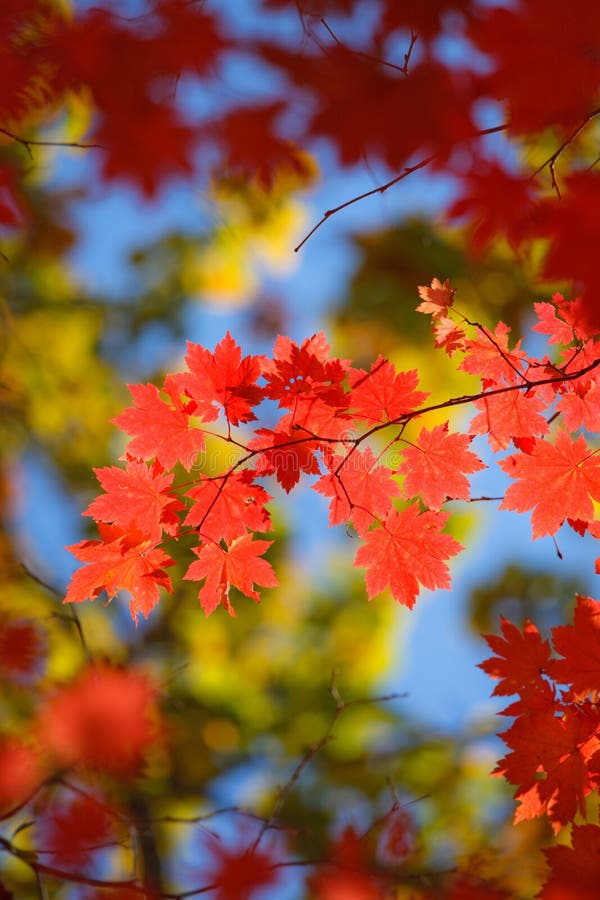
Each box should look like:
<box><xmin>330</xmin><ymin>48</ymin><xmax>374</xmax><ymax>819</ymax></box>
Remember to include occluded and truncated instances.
<box><xmin>0</xmin><ymin>127</ymin><xmax>101</xmax><ymax>160</ymax></box>
<box><xmin>530</xmin><ymin>106</ymin><xmax>600</xmax><ymax>198</ymax></box>
<box><xmin>320</xmin><ymin>17</ymin><xmax>417</xmax><ymax>75</ymax></box>
<box><xmin>295</xmin><ymin>124</ymin><xmax>507</xmax><ymax>251</ymax></box>
<box><xmin>0</xmin><ymin>835</ymin><xmax>147</xmax><ymax>893</ymax></box>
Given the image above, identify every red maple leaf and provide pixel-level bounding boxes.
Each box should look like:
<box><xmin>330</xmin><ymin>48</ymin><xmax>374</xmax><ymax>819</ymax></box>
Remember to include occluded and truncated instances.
<box><xmin>459</xmin><ymin>321</ymin><xmax>526</xmax><ymax>384</ymax></box>
<box><xmin>447</xmin><ymin>163</ymin><xmax>536</xmax><ymax>253</ymax></box>
<box><xmin>469</xmin><ymin>383</ymin><xmax>550</xmax><ymax>452</ymax></box>
<box><xmin>214</xmin><ymin>101</ymin><xmax>311</xmax><ymax>187</ymax></box>
<box><xmin>354</xmin><ymin>505</ymin><xmax>463</xmax><ymax>609</ymax></box>
<box><xmin>96</xmin><ymin>100</ymin><xmax>196</xmax><ymax>197</ymax></box>
<box><xmin>547</xmin><ymin>596</ymin><xmax>600</xmax><ymax>696</ymax></box>
<box><xmin>540</xmin><ymin>823</ymin><xmax>600</xmax><ymax>900</ymax></box>
<box><xmin>535</xmin><ymin>172</ymin><xmax>600</xmax><ymax>326</ymax></box>
<box><xmin>499</xmin><ymin>430</ymin><xmax>600</xmax><ymax>538</ymax></box>
<box><xmin>432</xmin><ymin>316</ymin><xmax>468</xmax><ymax>356</ymax></box>
<box><xmin>471</xmin><ymin>0</ymin><xmax>600</xmax><ymax>134</ymax></box>
<box><xmin>398</xmin><ymin>421</ymin><xmax>485</xmax><ymax>509</ymax></box>
<box><xmin>84</xmin><ymin>458</ymin><xmax>184</xmax><ymax>542</ymax></box>
<box><xmin>185</xmin><ymin>471</ymin><xmax>272</xmax><ymax>541</ymax></box>
<box><xmin>479</xmin><ymin>617</ymin><xmax>551</xmax><ymax>698</ymax></box>
<box><xmin>263</xmin><ymin>332</ymin><xmax>350</xmax><ymax>412</ymax></box>
<box><xmin>38</xmin><ymin>663</ymin><xmax>160</xmax><ymax>778</ymax></box>
<box><xmin>65</xmin><ymin>524</ymin><xmax>175</xmax><ymax>623</ymax></box>
<box><xmin>348</xmin><ymin>357</ymin><xmax>429</xmax><ymax>425</ymax></box>
<box><xmin>496</xmin><ymin>705</ymin><xmax>600</xmax><ymax>833</ymax></box>
<box><xmin>308</xmin><ymin>826</ymin><xmax>386</xmax><ymax>900</ymax></box>
<box><xmin>249</xmin><ymin>427</ymin><xmax>322</xmax><ymax>493</ymax></box>
<box><xmin>112</xmin><ymin>381</ymin><xmax>206</xmax><ymax>471</ymax></box>
<box><xmin>313</xmin><ymin>446</ymin><xmax>400</xmax><ymax>536</ymax></box>
<box><xmin>556</xmin><ymin>377</ymin><xmax>600</xmax><ymax>434</ymax></box>
<box><xmin>416</xmin><ymin>277</ymin><xmax>456</xmax><ymax>319</ymax></box>
<box><xmin>0</xmin><ymin>617</ymin><xmax>44</xmax><ymax>683</ymax></box>
<box><xmin>179</xmin><ymin>332</ymin><xmax>265</xmax><ymax>426</ymax></box>
<box><xmin>40</xmin><ymin>793</ymin><xmax>115</xmax><ymax>870</ymax></box>
<box><xmin>203</xmin><ymin>835</ymin><xmax>280</xmax><ymax>900</ymax></box>
<box><xmin>533</xmin><ymin>293</ymin><xmax>593</xmax><ymax>346</ymax></box>
<box><xmin>0</xmin><ymin>737</ymin><xmax>42</xmax><ymax>816</ymax></box>
<box><xmin>184</xmin><ymin>534</ymin><xmax>279</xmax><ymax>616</ymax></box>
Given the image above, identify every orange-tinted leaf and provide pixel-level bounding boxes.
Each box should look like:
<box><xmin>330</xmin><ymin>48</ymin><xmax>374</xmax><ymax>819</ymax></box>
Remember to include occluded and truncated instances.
<box><xmin>65</xmin><ymin>524</ymin><xmax>174</xmax><ymax>623</ymax></box>
<box><xmin>354</xmin><ymin>505</ymin><xmax>463</xmax><ymax>609</ymax></box>
<box><xmin>185</xmin><ymin>471</ymin><xmax>272</xmax><ymax>541</ymax></box>
<box><xmin>548</xmin><ymin>596</ymin><xmax>600</xmax><ymax>695</ymax></box>
<box><xmin>416</xmin><ymin>277</ymin><xmax>456</xmax><ymax>319</ymax></box>
<box><xmin>398</xmin><ymin>421</ymin><xmax>485</xmax><ymax>509</ymax></box>
<box><xmin>469</xmin><ymin>385</ymin><xmax>549</xmax><ymax>452</ymax></box>
<box><xmin>180</xmin><ymin>331</ymin><xmax>265</xmax><ymax>426</ymax></box>
<box><xmin>499</xmin><ymin>431</ymin><xmax>600</xmax><ymax>538</ymax></box>
<box><xmin>348</xmin><ymin>357</ymin><xmax>428</xmax><ymax>425</ymax></box>
<box><xmin>459</xmin><ymin>322</ymin><xmax>526</xmax><ymax>384</ymax></box>
<box><xmin>313</xmin><ymin>447</ymin><xmax>399</xmax><ymax>536</ymax></box>
<box><xmin>112</xmin><ymin>381</ymin><xmax>206</xmax><ymax>471</ymax></box>
<box><xmin>39</xmin><ymin>664</ymin><xmax>160</xmax><ymax>778</ymax></box>
<box><xmin>84</xmin><ymin>458</ymin><xmax>184</xmax><ymax>542</ymax></box>
<box><xmin>184</xmin><ymin>534</ymin><xmax>278</xmax><ymax>616</ymax></box>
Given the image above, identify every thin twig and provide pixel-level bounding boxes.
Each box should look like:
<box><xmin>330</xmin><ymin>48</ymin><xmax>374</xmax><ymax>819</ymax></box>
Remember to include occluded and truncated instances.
<box><xmin>0</xmin><ymin>127</ymin><xmax>101</xmax><ymax>160</ymax></box>
<box><xmin>295</xmin><ymin>124</ymin><xmax>507</xmax><ymax>250</ymax></box>
<box><xmin>530</xmin><ymin>106</ymin><xmax>600</xmax><ymax>198</ymax></box>
<box><xmin>320</xmin><ymin>17</ymin><xmax>417</xmax><ymax>75</ymax></box>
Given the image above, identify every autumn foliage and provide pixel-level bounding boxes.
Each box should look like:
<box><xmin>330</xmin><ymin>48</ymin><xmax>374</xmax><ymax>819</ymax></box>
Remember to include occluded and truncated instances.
<box><xmin>3</xmin><ymin>0</ymin><xmax>600</xmax><ymax>898</ymax></box>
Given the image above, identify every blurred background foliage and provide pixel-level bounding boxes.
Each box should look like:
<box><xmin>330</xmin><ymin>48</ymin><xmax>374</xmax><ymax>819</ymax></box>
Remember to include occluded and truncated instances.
<box><xmin>0</xmin><ymin>3</ymin><xmax>580</xmax><ymax>897</ymax></box>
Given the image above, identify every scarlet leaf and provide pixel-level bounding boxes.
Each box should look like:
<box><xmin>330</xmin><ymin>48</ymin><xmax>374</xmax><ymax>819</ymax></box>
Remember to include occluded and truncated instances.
<box><xmin>112</xmin><ymin>381</ymin><xmax>206</xmax><ymax>471</ymax></box>
<box><xmin>348</xmin><ymin>357</ymin><xmax>428</xmax><ymax>425</ymax></box>
<box><xmin>0</xmin><ymin>617</ymin><xmax>44</xmax><ymax>683</ymax></box>
<box><xmin>398</xmin><ymin>421</ymin><xmax>485</xmax><ymax>509</ymax></box>
<box><xmin>499</xmin><ymin>430</ymin><xmax>600</xmax><ymax>538</ymax></box>
<box><xmin>40</xmin><ymin>793</ymin><xmax>115</xmax><ymax>870</ymax></box>
<box><xmin>479</xmin><ymin>617</ymin><xmax>551</xmax><ymax>697</ymax></box>
<box><xmin>185</xmin><ymin>471</ymin><xmax>272</xmax><ymax>541</ymax></box>
<box><xmin>533</xmin><ymin>293</ymin><xmax>593</xmax><ymax>345</ymax></box>
<box><xmin>548</xmin><ymin>596</ymin><xmax>600</xmax><ymax>695</ymax></box>
<box><xmin>540</xmin><ymin>823</ymin><xmax>600</xmax><ymax>899</ymax></box>
<box><xmin>469</xmin><ymin>384</ymin><xmax>550</xmax><ymax>452</ymax></box>
<box><xmin>459</xmin><ymin>322</ymin><xmax>526</xmax><ymax>384</ymax></box>
<box><xmin>65</xmin><ymin>524</ymin><xmax>175</xmax><ymax>623</ymax></box>
<box><xmin>249</xmin><ymin>427</ymin><xmax>322</xmax><ymax>493</ymax></box>
<box><xmin>313</xmin><ymin>446</ymin><xmax>400</xmax><ymax>536</ymax></box>
<box><xmin>0</xmin><ymin>738</ymin><xmax>42</xmax><ymax>816</ymax></box>
<box><xmin>203</xmin><ymin>835</ymin><xmax>280</xmax><ymax>900</ymax></box>
<box><xmin>180</xmin><ymin>331</ymin><xmax>265</xmax><ymax>426</ymax></box>
<box><xmin>496</xmin><ymin>705</ymin><xmax>600</xmax><ymax>832</ymax></box>
<box><xmin>84</xmin><ymin>458</ymin><xmax>184</xmax><ymax>542</ymax></box>
<box><xmin>184</xmin><ymin>534</ymin><xmax>279</xmax><ymax>616</ymax></box>
<box><xmin>354</xmin><ymin>505</ymin><xmax>463</xmax><ymax>609</ymax></box>
<box><xmin>38</xmin><ymin>664</ymin><xmax>160</xmax><ymax>778</ymax></box>
<box><xmin>263</xmin><ymin>331</ymin><xmax>349</xmax><ymax>412</ymax></box>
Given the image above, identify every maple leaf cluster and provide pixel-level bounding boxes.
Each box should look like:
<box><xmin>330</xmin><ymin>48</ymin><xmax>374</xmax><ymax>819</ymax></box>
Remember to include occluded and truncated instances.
<box><xmin>64</xmin><ymin>283</ymin><xmax>600</xmax><ymax>629</ymax></box>
<box><xmin>480</xmin><ymin>598</ymin><xmax>600</xmax><ymax>898</ymax></box>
